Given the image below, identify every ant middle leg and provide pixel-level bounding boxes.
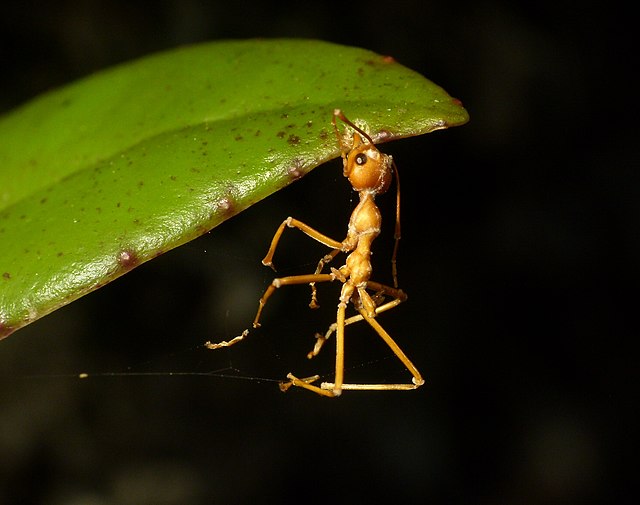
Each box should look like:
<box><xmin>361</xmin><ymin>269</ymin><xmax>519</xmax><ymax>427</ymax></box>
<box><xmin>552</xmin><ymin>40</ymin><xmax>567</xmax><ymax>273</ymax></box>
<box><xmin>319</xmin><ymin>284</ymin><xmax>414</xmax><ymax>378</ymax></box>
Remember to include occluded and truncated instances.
<box><xmin>252</xmin><ymin>273</ymin><xmax>337</xmax><ymax>328</ymax></box>
<box><xmin>204</xmin><ymin>273</ymin><xmax>339</xmax><ymax>352</ymax></box>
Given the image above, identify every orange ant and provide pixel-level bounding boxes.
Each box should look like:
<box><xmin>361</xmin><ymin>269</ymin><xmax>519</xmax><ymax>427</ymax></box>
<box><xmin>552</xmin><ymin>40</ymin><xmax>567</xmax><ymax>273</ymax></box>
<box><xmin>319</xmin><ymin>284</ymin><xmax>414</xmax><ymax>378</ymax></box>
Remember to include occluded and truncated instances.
<box><xmin>206</xmin><ymin>109</ymin><xmax>424</xmax><ymax>397</ymax></box>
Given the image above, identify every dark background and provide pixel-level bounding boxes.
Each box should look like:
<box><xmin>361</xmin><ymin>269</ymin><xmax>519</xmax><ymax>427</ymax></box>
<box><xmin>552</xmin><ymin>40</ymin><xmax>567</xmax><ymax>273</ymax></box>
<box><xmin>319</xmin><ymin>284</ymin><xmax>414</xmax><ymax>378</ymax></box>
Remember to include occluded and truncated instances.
<box><xmin>1</xmin><ymin>1</ymin><xmax>635</xmax><ymax>504</ymax></box>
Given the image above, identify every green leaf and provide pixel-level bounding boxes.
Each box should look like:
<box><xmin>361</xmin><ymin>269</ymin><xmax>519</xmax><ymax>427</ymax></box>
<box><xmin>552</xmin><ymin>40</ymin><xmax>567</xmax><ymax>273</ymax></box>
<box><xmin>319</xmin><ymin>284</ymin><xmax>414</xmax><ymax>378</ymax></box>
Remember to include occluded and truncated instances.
<box><xmin>0</xmin><ymin>39</ymin><xmax>468</xmax><ymax>339</ymax></box>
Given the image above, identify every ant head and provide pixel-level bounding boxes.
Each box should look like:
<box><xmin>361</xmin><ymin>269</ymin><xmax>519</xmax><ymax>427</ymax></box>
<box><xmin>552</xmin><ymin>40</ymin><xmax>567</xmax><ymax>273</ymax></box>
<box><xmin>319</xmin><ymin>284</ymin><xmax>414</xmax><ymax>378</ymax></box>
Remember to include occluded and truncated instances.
<box><xmin>343</xmin><ymin>133</ymin><xmax>393</xmax><ymax>195</ymax></box>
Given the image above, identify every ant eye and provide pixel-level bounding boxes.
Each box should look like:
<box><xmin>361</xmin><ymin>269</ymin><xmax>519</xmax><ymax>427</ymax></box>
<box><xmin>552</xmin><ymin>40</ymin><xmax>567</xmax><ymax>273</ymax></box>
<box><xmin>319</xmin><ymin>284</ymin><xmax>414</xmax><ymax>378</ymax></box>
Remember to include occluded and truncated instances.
<box><xmin>355</xmin><ymin>153</ymin><xmax>367</xmax><ymax>165</ymax></box>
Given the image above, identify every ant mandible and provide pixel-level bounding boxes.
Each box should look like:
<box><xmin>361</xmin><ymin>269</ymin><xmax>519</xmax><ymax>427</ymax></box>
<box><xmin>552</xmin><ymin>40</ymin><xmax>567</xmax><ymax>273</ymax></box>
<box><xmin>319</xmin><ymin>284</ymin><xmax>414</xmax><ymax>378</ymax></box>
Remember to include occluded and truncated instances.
<box><xmin>206</xmin><ymin>109</ymin><xmax>424</xmax><ymax>397</ymax></box>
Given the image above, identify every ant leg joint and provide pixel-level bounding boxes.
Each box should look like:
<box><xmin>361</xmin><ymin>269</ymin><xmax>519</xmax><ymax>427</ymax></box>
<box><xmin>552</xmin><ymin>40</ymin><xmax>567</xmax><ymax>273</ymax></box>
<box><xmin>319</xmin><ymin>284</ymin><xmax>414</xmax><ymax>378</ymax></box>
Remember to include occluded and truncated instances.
<box><xmin>412</xmin><ymin>377</ymin><xmax>425</xmax><ymax>387</ymax></box>
<box><xmin>330</xmin><ymin>267</ymin><xmax>346</xmax><ymax>282</ymax></box>
<box><xmin>319</xmin><ymin>382</ymin><xmax>343</xmax><ymax>396</ymax></box>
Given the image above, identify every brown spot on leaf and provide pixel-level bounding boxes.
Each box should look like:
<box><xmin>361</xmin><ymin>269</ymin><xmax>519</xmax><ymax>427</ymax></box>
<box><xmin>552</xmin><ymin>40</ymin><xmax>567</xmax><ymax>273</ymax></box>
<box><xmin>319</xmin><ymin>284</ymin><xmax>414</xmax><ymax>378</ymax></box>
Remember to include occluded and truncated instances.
<box><xmin>375</xmin><ymin>129</ymin><xmax>393</xmax><ymax>142</ymax></box>
<box><xmin>287</xmin><ymin>159</ymin><xmax>305</xmax><ymax>180</ymax></box>
<box><xmin>2</xmin><ymin>272</ymin><xmax>10</xmax><ymax>280</ymax></box>
<box><xmin>117</xmin><ymin>249</ymin><xmax>139</xmax><ymax>270</ymax></box>
<box><xmin>216</xmin><ymin>195</ymin><xmax>235</xmax><ymax>216</ymax></box>
<box><xmin>287</xmin><ymin>134</ymin><xmax>300</xmax><ymax>146</ymax></box>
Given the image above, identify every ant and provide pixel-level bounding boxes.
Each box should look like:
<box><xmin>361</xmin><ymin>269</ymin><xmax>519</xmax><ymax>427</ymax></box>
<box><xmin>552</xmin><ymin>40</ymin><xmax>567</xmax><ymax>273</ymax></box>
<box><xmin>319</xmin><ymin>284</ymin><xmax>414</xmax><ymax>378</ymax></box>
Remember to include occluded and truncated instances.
<box><xmin>206</xmin><ymin>109</ymin><xmax>424</xmax><ymax>397</ymax></box>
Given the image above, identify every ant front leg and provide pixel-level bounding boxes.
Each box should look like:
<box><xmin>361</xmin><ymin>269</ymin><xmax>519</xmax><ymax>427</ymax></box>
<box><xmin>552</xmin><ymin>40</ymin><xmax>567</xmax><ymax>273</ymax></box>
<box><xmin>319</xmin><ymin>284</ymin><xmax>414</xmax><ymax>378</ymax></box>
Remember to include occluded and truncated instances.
<box><xmin>261</xmin><ymin>217</ymin><xmax>348</xmax><ymax>313</ymax></box>
<box><xmin>261</xmin><ymin>217</ymin><xmax>344</xmax><ymax>270</ymax></box>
